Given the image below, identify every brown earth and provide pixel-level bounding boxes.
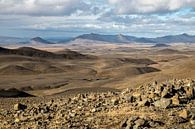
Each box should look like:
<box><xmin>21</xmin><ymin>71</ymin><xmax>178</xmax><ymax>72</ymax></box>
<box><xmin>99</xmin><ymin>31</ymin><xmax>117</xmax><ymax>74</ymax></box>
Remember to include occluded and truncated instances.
<box><xmin>0</xmin><ymin>44</ymin><xmax>194</xmax><ymax>97</ymax></box>
<box><xmin>0</xmin><ymin>43</ymin><xmax>195</xmax><ymax>128</ymax></box>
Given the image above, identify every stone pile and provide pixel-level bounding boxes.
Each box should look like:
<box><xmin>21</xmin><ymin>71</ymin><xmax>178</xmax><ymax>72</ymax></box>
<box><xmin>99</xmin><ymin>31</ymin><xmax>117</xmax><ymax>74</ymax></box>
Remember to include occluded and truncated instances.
<box><xmin>124</xmin><ymin>79</ymin><xmax>195</xmax><ymax>109</ymax></box>
<box><xmin>0</xmin><ymin>79</ymin><xmax>195</xmax><ymax>129</ymax></box>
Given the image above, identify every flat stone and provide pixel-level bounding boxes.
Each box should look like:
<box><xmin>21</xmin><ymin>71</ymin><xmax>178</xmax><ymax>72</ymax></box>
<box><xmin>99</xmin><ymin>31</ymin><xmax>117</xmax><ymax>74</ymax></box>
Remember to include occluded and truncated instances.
<box><xmin>154</xmin><ymin>98</ymin><xmax>171</xmax><ymax>108</ymax></box>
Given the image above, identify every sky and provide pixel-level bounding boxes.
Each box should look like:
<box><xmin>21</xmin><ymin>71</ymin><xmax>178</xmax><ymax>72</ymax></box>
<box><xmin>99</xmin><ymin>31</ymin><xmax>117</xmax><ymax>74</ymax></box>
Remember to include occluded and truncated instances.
<box><xmin>0</xmin><ymin>0</ymin><xmax>195</xmax><ymax>38</ymax></box>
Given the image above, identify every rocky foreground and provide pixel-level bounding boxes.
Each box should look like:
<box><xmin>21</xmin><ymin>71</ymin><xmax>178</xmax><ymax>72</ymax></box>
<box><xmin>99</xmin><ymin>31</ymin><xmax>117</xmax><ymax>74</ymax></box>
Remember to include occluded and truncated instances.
<box><xmin>1</xmin><ymin>79</ymin><xmax>195</xmax><ymax>129</ymax></box>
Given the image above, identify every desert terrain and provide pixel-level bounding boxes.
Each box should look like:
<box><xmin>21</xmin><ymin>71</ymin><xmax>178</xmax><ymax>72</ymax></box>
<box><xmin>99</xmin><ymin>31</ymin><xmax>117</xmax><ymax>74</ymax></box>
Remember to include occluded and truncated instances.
<box><xmin>0</xmin><ymin>43</ymin><xmax>195</xmax><ymax>97</ymax></box>
<box><xmin>0</xmin><ymin>42</ymin><xmax>195</xmax><ymax>129</ymax></box>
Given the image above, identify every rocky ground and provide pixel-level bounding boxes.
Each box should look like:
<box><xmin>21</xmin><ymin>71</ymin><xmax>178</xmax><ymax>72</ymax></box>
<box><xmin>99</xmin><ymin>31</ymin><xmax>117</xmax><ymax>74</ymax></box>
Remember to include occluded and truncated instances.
<box><xmin>1</xmin><ymin>79</ymin><xmax>195</xmax><ymax>129</ymax></box>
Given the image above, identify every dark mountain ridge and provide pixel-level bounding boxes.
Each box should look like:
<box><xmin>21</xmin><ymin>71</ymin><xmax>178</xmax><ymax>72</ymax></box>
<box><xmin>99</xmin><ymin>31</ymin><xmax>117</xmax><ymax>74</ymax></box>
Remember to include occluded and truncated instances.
<box><xmin>0</xmin><ymin>47</ymin><xmax>92</xmax><ymax>59</ymax></box>
<box><xmin>31</xmin><ymin>37</ymin><xmax>54</xmax><ymax>44</ymax></box>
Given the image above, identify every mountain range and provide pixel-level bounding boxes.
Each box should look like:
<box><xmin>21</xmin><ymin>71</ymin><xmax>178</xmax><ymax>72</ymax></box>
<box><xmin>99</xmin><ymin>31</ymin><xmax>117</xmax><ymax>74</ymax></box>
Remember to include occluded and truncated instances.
<box><xmin>0</xmin><ymin>33</ymin><xmax>195</xmax><ymax>44</ymax></box>
<box><xmin>71</xmin><ymin>33</ymin><xmax>195</xmax><ymax>44</ymax></box>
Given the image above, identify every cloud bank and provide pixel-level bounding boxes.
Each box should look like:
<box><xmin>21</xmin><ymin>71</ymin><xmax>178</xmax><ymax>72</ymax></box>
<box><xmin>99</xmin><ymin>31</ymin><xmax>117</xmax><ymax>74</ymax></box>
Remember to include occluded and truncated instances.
<box><xmin>0</xmin><ymin>0</ymin><xmax>195</xmax><ymax>37</ymax></box>
<box><xmin>108</xmin><ymin>0</ymin><xmax>195</xmax><ymax>14</ymax></box>
<box><xmin>0</xmin><ymin>0</ymin><xmax>89</xmax><ymax>16</ymax></box>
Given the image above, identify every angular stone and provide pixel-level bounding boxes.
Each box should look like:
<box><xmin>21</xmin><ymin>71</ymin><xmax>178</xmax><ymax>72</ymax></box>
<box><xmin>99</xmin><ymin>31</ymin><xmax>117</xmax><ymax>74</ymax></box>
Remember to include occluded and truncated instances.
<box><xmin>14</xmin><ymin>118</ymin><xmax>20</xmax><ymax>123</ymax></box>
<box><xmin>133</xmin><ymin>92</ymin><xmax>141</xmax><ymax>98</ymax></box>
<box><xmin>161</xmin><ymin>88</ymin><xmax>169</xmax><ymax>98</ymax></box>
<box><xmin>137</xmin><ymin>99</ymin><xmax>150</xmax><ymax>107</ymax></box>
<box><xmin>154</xmin><ymin>98</ymin><xmax>171</xmax><ymax>108</ymax></box>
<box><xmin>179</xmin><ymin>109</ymin><xmax>190</xmax><ymax>119</ymax></box>
<box><xmin>120</xmin><ymin>118</ymin><xmax>128</xmax><ymax>127</ymax></box>
<box><xmin>190</xmin><ymin>120</ymin><xmax>195</xmax><ymax>125</ymax></box>
<box><xmin>134</xmin><ymin>119</ymin><xmax>145</xmax><ymax>127</ymax></box>
<box><xmin>14</xmin><ymin>103</ymin><xmax>27</xmax><ymax>111</ymax></box>
<box><xmin>171</xmin><ymin>94</ymin><xmax>180</xmax><ymax>105</ymax></box>
<box><xmin>184</xmin><ymin>86</ymin><xmax>194</xmax><ymax>99</ymax></box>
<box><xmin>111</xmin><ymin>98</ymin><xmax>119</xmax><ymax>105</ymax></box>
<box><xmin>124</xmin><ymin>96</ymin><xmax>135</xmax><ymax>103</ymax></box>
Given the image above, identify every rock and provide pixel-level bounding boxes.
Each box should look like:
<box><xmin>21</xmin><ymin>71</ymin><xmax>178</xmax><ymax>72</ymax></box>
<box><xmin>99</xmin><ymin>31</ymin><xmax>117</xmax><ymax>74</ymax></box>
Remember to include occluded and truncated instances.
<box><xmin>120</xmin><ymin>118</ymin><xmax>128</xmax><ymax>127</ymax></box>
<box><xmin>190</xmin><ymin>120</ymin><xmax>195</xmax><ymax>125</ymax></box>
<box><xmin>137</xmin><ymin>99</ymin><xmax>150</xmax><ymax>107</ymax></box>
<box><xmin>179</xmin><ymin>109</ymin><xmax>190</xmax><ymax>119</ymax></box>
<box><xmin>111</xmin><ymin>98</ymin><xmax>119</xmax><ymax>105</ymax></box>
<box><xmin>184</xmin><ymin>86</ymin><xmax>194</xmax><ymax>99</ymax></box>
<box><xmin>171</xmin><ymin>94</ymin><xmax>180</xmax><ymax>105</ymax></box>
<box><xmin>14</xmin><ymin>118</ymin><xmax>20</xmax><ymax>123</ymax></box>
<box><xmin>91</xmin><ymin>108</ymin><xmax>96</xmax><ymax>113</ymax></box>
<box><xmin>121</xmin><ymin>88</ymin><xmax>132</xmax><ymax>95</ymax></box>
<box><xmin>133</xmin><ymin>118</ymin><xmax>146</xmax><ymax>129</ymax></box>
<box><xmin>133</xmin><ymin>92</ymin><xmax>141</xmax><ymax>98</ymax></box>
<box><xmin>161</xmin><ymin>88</ymin><xmax>169</xmax><ymax>98</ymax></box>
<box><xmin>124</xmin><ymin>96</ymin><xmax>135</xmax><ymax>103</ymax></box>
<box><xmin>161</xmin><ymin>86</ymin><xmax>174</xmax><ymax>98</ymax></box>
<box><xmin>14</xmin><ymin>103</ymin><xmax>27</xmax><ymax>111</ymax></box>
<box><xmin>153</xmin><ymin>98</ymin><xmax>171</xmax><ymax>108</ymax></box>
<box><xmin>134</xmin><ymin>118</ymin><xmax>145</xmax><ymax>126</ymax></box>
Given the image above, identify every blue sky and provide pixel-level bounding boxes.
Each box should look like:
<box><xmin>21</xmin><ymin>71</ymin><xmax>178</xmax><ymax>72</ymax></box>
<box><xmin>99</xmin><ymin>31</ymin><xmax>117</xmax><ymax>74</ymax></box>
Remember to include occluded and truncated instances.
<box><xmin>0</xmin><ymin>0</ymin><xmax>195</xmax><ymax>38</ymax></box>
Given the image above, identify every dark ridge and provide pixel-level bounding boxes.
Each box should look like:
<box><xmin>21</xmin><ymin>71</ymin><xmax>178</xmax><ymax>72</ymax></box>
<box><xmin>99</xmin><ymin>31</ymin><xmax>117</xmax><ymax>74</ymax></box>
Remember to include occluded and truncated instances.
<box><xmin>136</xmin><ymin>67</ymin><xmax>161</xmax><ymax>74</ymax></box>
<box><xmin>54</xmin><ymin>87</ymin><xmax>121</xmax><ymax>96</ymax></box>
<box><xmin>156</xmin><ymin>48</ymin><xmax>183</xmax><ymax>54</ymax></box>
<box><xmin>152</xmin><ymin>43</ymin><xmax>171</xmax><ymax>48</ymax></box>
<box><xmin>31</xmin><ymin>37</ymin><xmax>54</xmax><ymax>44</ymax></box>
<box><xmin>117</xmin><ymin>58</ymin><xmax>157</xmax><ymax>65</ymax></box>
<box><xmin>0</xmin><ymin>47</ymin><xmax>93</xmax><ymax>59</ymax></box>
<box><xmin>56</xmin><ymin>49</ymin><xmax>96</xmax><ymax>59</ymax></box>
<box><xmin>0</xmin><ymin>88</ymin><xmax>34</xmax><ymax>98</ymax></box>
<box><xmin>0</xmin><ymin>65</ymin><xmax>35</xmax><ymax>75</ymax></box>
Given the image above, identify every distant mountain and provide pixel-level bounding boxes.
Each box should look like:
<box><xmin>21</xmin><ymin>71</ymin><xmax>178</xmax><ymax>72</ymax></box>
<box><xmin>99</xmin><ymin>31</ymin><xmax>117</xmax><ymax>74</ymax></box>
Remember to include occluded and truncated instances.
<box><xmin>30</xmin><ymin>37</ymin><xmax>54</xmax><ymax>44</ymax></box>
<box><xmin>1</xmin><ymin>33</ymin><xmax>195</xmax><ymax>44</ymax></box>
<box><xmin>151</xmin><ymin>33</ymin><xmax>195</xmax><ymax>43</ymax></box>
<box><xmin>72</xmin><ymin>33</ymin><xmax>154</xmax><ymax>43</ymax></box>
<box><xmin>71</xmin><ymin>33</ymin><xmax>195</xmax><ymax>44</ymax></box>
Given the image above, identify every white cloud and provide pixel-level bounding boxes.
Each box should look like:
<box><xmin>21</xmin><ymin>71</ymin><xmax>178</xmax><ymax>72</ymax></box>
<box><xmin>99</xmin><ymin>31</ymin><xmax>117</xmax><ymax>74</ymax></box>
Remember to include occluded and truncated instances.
<box><xmin>0</xmin><ymin>0</ymin><xmax>89</xmax><ymax>16</ymax></box>
<box><xmin>108</xmin><ymin>0</ymin><xmax>195</xmax><ymax>14</ymax></box>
